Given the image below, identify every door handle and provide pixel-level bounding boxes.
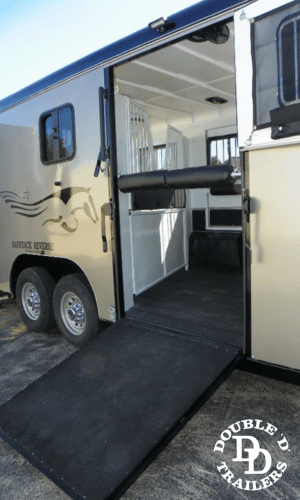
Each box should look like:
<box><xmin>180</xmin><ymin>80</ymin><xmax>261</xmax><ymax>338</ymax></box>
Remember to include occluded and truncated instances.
<box><xmin>101</xmin><ymin>203</ymin><xmax>110</xmax><ymax>253</ymax></box>
<box><xmin>101</xmin><ymin>199</ymin><xmax>113</xmax><ymax>253</ymax></box>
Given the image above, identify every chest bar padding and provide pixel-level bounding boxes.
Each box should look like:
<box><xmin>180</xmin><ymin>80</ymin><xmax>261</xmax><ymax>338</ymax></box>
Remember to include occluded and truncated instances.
<box><xmin>118</xmin><ymin>165</ymin><xmax>235</xmax><ymax>193</ymax></box>
<box><xmin>166</xmin><ymin>165</ymin><xmax>234</xmax><ymax>190</ymax></box>
<box><xmin>118</xmin><ymin>170</ymin><xmax>167</xmax><ymax>193</ymax></box>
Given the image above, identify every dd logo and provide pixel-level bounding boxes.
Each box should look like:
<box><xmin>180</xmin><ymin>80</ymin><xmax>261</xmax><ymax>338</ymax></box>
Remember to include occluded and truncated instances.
<box><xmin>214</xmin><ymin>419</ymin><xmax>289</xmax><ymax>491</ymax></box>
<box><xmin>233</xmin><ymin>436</ymin><xmax>271</xmax><ymax>474</ymax></box>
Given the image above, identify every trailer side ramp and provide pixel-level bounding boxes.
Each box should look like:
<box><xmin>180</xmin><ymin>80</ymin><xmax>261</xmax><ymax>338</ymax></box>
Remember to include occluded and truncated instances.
<box><xmin>0</xmin><ymin>319</ymin><xmax>241</xmax><ymax>500</ymax></box>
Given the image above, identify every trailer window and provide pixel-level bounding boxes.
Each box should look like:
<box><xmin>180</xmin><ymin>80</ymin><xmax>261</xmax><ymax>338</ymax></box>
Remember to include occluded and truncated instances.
<box><xmin>278</xmin><ymin>14</ymin><xmax>300</xmax><ymax>106</ymax></box>
<box><xmin>40</xmin><ymin>104</ymin><xmax>75</xmax><ymax>164</ymax></box>
<box><xmin>252</xmin><ymin>2</ymin><xmax>300</xmax><ymax>129</ymax></box>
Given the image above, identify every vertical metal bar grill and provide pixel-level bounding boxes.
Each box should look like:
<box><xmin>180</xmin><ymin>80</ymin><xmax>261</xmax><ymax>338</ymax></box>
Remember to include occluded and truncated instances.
<box><xmin>164</xmin><ymin>125</ymin><xmax>183</xmax><ymax>170</ymax></box>
<box><xmin>125</xmin><ymin>97</ymin><xmax>157</xmax><ymax>174</ymax></box>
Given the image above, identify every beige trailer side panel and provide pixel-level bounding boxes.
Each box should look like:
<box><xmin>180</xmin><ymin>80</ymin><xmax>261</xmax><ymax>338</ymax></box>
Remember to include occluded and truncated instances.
<box><xmin>0</xmin><ymin>68</ymin><xmax>115</xmax><ymax>322</ymax></box>
<box><xmin>249</xmin><ymin>145</ymin><xmax>300</xmax><ymax>369</ymax></box>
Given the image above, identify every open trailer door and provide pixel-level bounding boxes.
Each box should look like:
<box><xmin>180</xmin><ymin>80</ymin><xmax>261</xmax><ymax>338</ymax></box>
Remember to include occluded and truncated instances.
<box><xmin>113</xmin><ymin>12</ymin><xmax>245</xmax><ymax>352</ymax></box>
<box><xmin>235</xmin><ymin>0</ymin><xmax>300</xmax><ymax>370</ymax></box>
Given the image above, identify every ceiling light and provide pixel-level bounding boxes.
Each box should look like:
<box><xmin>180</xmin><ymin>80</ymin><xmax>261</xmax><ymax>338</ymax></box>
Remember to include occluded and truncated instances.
<box><xmin>148</xmin><ymin>17</ymin><xmax>176</xmax><ymax>34</ymax></box>
<box><xmin>205</xmin><ymin>97</ymin><xmax>228</xmax><ymax>105</ymax></box>
<box><xmin>149</xmin><ymin>17</ymin><xmax>167</xmax><ymax>31</ymax></box>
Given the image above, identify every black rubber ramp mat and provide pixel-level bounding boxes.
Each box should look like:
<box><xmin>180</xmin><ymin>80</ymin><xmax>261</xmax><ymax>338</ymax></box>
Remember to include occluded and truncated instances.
<box><xmin>0</xmin><ymin>319</ymin><xmax>240</xmax><ymax>500</ymax></box>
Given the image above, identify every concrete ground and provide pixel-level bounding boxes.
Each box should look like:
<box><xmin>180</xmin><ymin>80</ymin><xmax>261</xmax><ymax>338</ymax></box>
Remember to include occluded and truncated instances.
<box><xmin>0</xmin><ymin>298</ymin><xmax>299</xmax><ymax>500</ymax></box>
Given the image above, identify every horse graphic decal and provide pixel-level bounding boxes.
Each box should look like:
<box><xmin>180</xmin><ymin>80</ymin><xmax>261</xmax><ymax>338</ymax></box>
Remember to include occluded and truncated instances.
<box><xmin>0</xmin><ymin>187</ymin><xmax>99</xmax><ymax>233</ymax></box>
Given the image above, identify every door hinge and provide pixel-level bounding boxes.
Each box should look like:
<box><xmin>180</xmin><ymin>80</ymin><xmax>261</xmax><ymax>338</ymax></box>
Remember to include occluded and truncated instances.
<box><xmin>242</xmin><ymin>189</ymin><xmax>252</xmax><ymax>263</ymax></box>
<box><xmin>109</xmin><ymin>197</ymin><xmax>113</xmax><ymax>220</ymax></box>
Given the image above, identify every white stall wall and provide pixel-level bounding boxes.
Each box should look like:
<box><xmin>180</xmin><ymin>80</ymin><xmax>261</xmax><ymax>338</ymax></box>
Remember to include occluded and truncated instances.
<box><xmin>131</xmin><ymin>209</ymin><xmax>187</xmax><ymax>295</ymax></box>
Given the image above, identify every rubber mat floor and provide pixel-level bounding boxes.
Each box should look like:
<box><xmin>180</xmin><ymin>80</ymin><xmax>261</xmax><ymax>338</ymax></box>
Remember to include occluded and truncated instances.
<box><xmin>127</xmin><ymin>268</ymin><xmax>243</xmax><ymax>347</ymax></box>
<box><xmin>0</xmin><ymin>318</ymin><xmax>240</xmax><ymax>500</ymax></box>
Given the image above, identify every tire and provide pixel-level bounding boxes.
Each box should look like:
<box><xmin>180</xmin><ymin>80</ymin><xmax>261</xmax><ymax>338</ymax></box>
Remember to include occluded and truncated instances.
<box><xmin>53</xmin><ymin>274</ymin><xmax>99</xmax><ymax>346</ymax></box>
<box><xmin>16</xmin><ymin>267</ymin><xmax>56</xmax><ymax>332</ymax></box>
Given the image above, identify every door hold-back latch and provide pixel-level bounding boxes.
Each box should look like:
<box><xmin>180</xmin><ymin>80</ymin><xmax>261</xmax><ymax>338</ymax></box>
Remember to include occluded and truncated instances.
<box><xmin>243</xmin><ymin>189</ymin><xmax>251</xmax><ymax>223</ymax></box>
<box><xmin>94</xmin><ymin>87</ymin><xmax>110</xmax><ymax>177</ymax></box>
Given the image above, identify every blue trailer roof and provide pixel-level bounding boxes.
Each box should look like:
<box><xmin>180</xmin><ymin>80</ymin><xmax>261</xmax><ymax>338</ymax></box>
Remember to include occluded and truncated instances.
<box><xmin>0</xmin><ymin>0</ymin><xmax>253</xmax><ymax>112</ymax></box>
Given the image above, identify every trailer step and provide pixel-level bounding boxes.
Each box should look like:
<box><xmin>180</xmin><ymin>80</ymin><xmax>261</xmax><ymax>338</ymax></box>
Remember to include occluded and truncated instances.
<box><xmin>0</xmin><ymin>319</ymin><xmax>240</xmax><ymax>500</ymax></box>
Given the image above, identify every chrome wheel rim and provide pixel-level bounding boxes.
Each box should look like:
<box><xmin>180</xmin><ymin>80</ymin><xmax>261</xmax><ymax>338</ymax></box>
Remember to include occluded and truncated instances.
<box><xmin>60</xmin><ymin>292</ymin><xmax>86</xmax><ymax>336</ymax></box>
<box><xmin>22</xmin><ymin>282</ymin><xmax>41</xmax><ymax>321</ymax></box>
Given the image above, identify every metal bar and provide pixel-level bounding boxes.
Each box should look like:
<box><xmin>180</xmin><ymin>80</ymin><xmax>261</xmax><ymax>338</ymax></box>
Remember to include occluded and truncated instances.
<box><xmin>99</xmin><ymin>87</ymin><xmax>108</xmax><ymax>162</ymax></box>
<box><xmin>132</xmin><ymin>103</ymin><xmax>137</xmax><ymax>174</ymax></box>
<box><xmin>294</xmin><ymin>20</ymin><xmax>298</xmax><ymax>101</ymax></box>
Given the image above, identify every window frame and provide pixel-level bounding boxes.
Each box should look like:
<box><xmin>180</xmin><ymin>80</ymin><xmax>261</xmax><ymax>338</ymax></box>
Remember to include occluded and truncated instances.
<box><xmin>39</xmin><ymin>103</ymin><xmax>76</xmax><ymax>165</ymax></box>
<box><xmin>277</xmin><ymin>11</ymin><xmax>300</xmax><ymax>107</ymax></box>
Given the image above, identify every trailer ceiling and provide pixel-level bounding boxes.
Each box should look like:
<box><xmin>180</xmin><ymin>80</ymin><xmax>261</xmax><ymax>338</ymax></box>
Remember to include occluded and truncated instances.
<box><xmin>114</xmin><ymin>21</ymin><xmax>235</xmax><ymax>138</ymax></box>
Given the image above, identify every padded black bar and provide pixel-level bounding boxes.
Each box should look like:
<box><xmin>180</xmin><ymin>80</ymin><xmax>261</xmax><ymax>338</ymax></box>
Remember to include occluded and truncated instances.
<box><xmin>118</xmin><ymin>170</ymin><xmax>167</xmax><ymax>193</ymax></box>
<box><xmin>118</xmin><ymin>165</ymin><xmax>235</xmax><ymax>193</ymax></box>
<box><xmin>210</xmin><ymin>184</ymin><xmax>242</xmax><ymax>196</ymax></box>
<box><xmin>166</xmin><ymin>165</ymin><xmax>234</xmax><ymax>190</ymax></box>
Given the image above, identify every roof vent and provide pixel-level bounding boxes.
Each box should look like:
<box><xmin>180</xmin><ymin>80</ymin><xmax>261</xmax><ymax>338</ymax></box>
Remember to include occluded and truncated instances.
<box><xmin>188</xmin><ymin>23</ymin><xmax>230</xmax><ymax>44</ymax></box>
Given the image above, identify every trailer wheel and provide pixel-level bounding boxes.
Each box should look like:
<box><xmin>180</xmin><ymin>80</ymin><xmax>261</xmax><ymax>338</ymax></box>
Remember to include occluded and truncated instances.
<box><xmin>16</xmin><ymin>267</ymin><xmax>56</xmax><ymax>332</ymax></box>
<box><xmin>53</xmin><ymin>274</ymin><xmax>98</xmax><ymax>346</ymax></box>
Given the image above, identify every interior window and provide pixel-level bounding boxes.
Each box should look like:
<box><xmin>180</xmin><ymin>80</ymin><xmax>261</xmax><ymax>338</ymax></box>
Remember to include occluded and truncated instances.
<box><xmin>207</xmin><ymin>134</ymin><xmax>240</xmax><ymax>172</ymax></box>
<box><xmin>154</xmin><ymin>145</ymin><xmax>166</xmax><ymax>170</ymax></box>
<box><xmin>40</xmin><ymin>104</ymin><xmax>75</xmax><ymax>164</ymax></box>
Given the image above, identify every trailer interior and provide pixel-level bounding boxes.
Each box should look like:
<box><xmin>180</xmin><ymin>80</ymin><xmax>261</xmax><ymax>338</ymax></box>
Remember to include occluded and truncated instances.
<box><xmin>114</xmin><ymin>19</ymin><xmax>244</xmax><ymax>348</ymax></box>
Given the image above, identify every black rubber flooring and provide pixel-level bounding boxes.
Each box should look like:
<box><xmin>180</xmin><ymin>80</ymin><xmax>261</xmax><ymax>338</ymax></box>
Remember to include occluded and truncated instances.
<box><xmin>127</xmin><ymin>268</ymin><xmax>244</xmax><ymax>347</ymax></box>
<box><xmin>0</xmin><ymin>319</ymin><xmax>240</xmax><ymax>500</ymax></box>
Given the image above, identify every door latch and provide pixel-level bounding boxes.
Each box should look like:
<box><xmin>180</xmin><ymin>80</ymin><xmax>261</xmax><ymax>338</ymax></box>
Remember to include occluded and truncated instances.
<box><xmin>101</xmin><ymin>198</ymin><xmax>113</xmax><ymax>253</ymax></box>
<box><xmin>94</xmin><ymin>87</ymin><xmax>110</xmax><ymax>177</ymax></box>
